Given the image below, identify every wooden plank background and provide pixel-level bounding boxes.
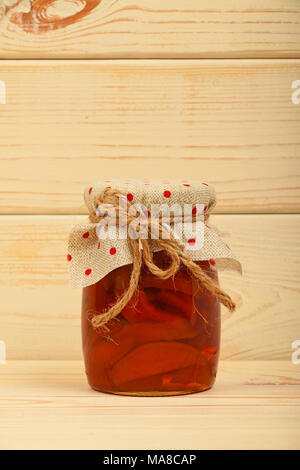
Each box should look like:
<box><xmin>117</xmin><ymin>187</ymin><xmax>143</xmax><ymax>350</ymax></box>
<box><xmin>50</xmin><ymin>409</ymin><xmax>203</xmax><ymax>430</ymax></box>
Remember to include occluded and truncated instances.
<box><xmin>0</xmin><ymin>59</ymin><xmax>300</xmax><ymax>214</ymax></box>
<box><xmin>0</xmin><ymin>0</ymin><xmax>299</xmax><ymax>451</ymax></box>
<box><xmin>0</xmin><ymin>1</ymin><xmax>299</xmax><ymax>366</ymax></box>
<box><xmin>0</xmin><ymin>214</ymin><xmax>299</xmax><ymax>360</ymax></box>
<box><xmin>0</xmin><ymin>0</ymin><xmax>300</xmax><ymax>59</ymax></box>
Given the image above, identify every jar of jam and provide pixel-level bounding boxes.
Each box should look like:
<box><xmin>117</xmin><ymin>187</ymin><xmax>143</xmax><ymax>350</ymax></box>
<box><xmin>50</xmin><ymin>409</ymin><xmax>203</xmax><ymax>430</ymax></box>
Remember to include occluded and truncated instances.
<box><xmin>68</xmin><ymin>180</ymin><xmax>241</xmax><ymax>396</ymax></box>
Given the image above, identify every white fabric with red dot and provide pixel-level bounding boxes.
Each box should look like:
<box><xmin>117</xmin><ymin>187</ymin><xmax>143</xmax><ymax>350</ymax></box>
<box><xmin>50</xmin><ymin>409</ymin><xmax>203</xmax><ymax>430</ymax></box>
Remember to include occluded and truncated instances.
<box><xmin>68</xmin><ymin>179</ymin><xmax>241</xmax><ymax>288</ymax></box>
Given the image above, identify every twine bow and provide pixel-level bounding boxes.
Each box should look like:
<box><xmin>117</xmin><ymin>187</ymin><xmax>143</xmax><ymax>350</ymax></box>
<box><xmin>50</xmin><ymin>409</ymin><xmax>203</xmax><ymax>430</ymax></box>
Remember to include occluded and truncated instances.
<box><xmin>89</xmin><ymin>188</ymin><xmax>235</xmax><ymax>329</ymax></box>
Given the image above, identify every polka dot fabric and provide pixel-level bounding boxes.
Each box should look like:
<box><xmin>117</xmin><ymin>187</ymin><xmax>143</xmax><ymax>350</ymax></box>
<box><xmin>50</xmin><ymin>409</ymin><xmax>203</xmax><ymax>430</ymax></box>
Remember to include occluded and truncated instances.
<box><xmin>84</xmin><ymin>179</ymin><xmax>217</xmax><ymax>217</ymax></box>
<box><xmin>68</xmin><ymin>179</ymin><xmax>242</xmax><ymax>288</ymax></box>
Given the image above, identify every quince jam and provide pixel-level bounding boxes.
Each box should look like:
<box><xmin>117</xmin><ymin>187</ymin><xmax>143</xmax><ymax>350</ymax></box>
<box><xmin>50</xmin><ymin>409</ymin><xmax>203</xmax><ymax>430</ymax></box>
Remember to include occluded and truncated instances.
<box><xmin>82</xmin><ymin>252</ymin><xmax>220</xmax><ymax>396</ymax></box>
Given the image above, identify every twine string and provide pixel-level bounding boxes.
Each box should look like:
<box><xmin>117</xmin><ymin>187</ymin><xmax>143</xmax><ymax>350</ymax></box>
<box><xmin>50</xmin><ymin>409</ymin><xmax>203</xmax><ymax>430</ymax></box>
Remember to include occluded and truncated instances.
<box><xmin>89</xmin><ymin>188</ymin><xmax>235</xmax><ymax>329</ymax></box>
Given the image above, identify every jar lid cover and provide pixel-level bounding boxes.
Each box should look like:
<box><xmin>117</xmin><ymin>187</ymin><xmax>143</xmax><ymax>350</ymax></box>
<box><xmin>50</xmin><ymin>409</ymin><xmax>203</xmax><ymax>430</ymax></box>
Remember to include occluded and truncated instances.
<box><xmin>68</xmin><ymin>179</ymin><xmax>241</xmax><ymax>288</ymax></box>
<box><xmin>84</xmin><ymin>179</ymin><xmax>216</xmax><ymax>215</ymax></box>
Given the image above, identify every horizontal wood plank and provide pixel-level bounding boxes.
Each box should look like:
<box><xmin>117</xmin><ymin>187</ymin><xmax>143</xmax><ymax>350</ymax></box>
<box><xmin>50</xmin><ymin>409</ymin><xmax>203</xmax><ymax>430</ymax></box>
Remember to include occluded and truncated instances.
<box><xmin>0</xmin><ymin>60</ymin><xmax>300</xmax><ymax>214</ymax></box>
<box><xmin>0</xmin><ymin>0</ymin><xmax>300</xmax><ymax>59</ymax></box>
<box><xmin>0</xmin><ymin>360</ymin><xmax>299</xmax><ymax>449</ymax></box>
<box><xmin>0</xmin><ymin>214</ymin><xmax>299</xmax><ymax>360</ymax></box>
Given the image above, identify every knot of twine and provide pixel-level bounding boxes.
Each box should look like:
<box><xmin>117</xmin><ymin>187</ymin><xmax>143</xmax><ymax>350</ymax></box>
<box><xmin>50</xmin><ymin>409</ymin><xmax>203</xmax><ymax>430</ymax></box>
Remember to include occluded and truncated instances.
<box><xmin>89</xmin><ymin>188</ymin><xmax>235</xmax><ymax>329</ymax></box>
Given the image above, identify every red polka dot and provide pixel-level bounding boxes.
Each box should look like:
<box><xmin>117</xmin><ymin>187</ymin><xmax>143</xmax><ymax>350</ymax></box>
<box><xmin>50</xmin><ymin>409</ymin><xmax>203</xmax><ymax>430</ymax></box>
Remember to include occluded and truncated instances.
<box><xmin>88</xmin><ymin>187</ymin><xmax>93</xmax><ymax>195</ymax></box>
<box><xmin>127</xmin><ymin>193</ymin><xmax>134</xmax><ymax>202</ymax></box>
<box><xmin>209</xmin><ymin>258</ymin><xmax>216</xmax><ymax>266</ymax></box>
<box><xmin>202</xmin><ymin>182</ymin><xmax>208</xmax><ymax>186</ymax></box>
<box><xmin>192</xmin><ymin>206</ymin><xmax>197</xmax><ymax>215</ymax></box>
<box><xmin>110</xmin><ymin>247</ymin><xmax>116</xmax><ymax>255</ymax></box>
<box><xmin>188</xmin><ymin>238</ymin><xmax>196</xmax><ymax>245</ymax></box>
<box><xmin>67</xmin><ymin>254</ymin><xmax>72</xmax><ymax>261</ymax></box>
<box><xmin>147</xmin><ymin>210</ymin><xmax>151</xmax><ymax>217</ymax></box>
<box><xmin>204</xmin><ymin>205</ymin><xmax>208</xmax><ymax>212</ymax></box>
<box><xmin>82</xmin><ymin>232</ymin><xmax>90</xmax><ymax>239</ymax></box>
<box><xmin>164</xmin><ymin>190</ymin><xmax>171</xmax><ymax>198</ymax></box>
<box><xmin>183</xmin><ymin>183</ymin><xmax>190</xmax><ymax>187</ymax></box>
<box><xmin>85</xmin><ymin>268</ymin><xmax>92</xmax><ymax>276</ymax></box>
<box><xmin>97</xmin><ymin>242</ymin><xmax>101</xmax><ymax>249</ymax></box>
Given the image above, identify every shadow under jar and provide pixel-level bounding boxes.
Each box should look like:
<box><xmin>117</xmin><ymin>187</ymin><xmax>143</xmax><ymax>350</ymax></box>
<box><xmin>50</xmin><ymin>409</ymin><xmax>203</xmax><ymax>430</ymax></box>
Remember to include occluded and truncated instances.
<box><xmin>82</xmin><ymin>252</ymin><xmax>220</xmax><ymax>396</ymax></box>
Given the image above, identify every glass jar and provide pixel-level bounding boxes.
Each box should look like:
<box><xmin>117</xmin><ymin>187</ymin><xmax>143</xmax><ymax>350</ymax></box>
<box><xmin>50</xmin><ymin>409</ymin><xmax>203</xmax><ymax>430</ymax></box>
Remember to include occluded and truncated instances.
<box><xmin>82</xmin><ymin>252</ymin><xmax>220</xmax><ymax>396</ymax></box>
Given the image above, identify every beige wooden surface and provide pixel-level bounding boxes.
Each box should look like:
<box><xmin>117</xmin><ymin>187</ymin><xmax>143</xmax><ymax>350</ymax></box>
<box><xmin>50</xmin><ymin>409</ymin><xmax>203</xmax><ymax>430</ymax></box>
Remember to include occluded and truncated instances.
<box><xmin>0</xmin><ymin>0</ymin><xmax>300</xmax><ymax>59</ymax></box>
<box><xmin>0</xmin><ymin>59</ymin><xmax>300</xmax><ymax>214</ymax></box>
<box><xmin>0</xmin><ymin>214</ymin><xmax>299</xmax><ymax>361</ymax></box>
<box><xmin>0</xmin><ymin>360</ymin><xmax>299</xmax><ymax>449</ymax></box>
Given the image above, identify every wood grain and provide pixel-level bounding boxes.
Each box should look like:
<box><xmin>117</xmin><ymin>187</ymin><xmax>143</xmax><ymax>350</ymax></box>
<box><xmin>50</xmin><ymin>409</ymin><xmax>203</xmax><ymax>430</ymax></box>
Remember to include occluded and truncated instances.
<box><xmin>0</xmin><ymin>0</ymin><xmax>300</xmax><ymax>59</ymax></box>
<box><xmin>0</xmin><ymin>59</ymin><xmax>300</xmax><ymax>214</ymax></box>
<box><xmin>0</xmin><ymin>360</ymin><xmax>299</xmax><ymax>449</ymax></box>
<box><xmin>0</xmin><ymin>214</ymin><xmax>299</xmax><ymax>360</ymax></box>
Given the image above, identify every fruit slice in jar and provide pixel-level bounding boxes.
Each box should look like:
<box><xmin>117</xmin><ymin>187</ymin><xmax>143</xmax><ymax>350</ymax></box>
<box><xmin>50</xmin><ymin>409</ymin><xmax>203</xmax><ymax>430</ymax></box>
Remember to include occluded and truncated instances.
<box><xmin>139</xmin><ymin>260</ymin><xmax>216</xmax><ymax>296</ymax></box>
<box><xmin>116</xmin><ymin>357</ymin><xmax>211</xmax><ymax>392</ymax></box>
<box><xmin>145</xmin><ymin>288</ymin><xmax>194</xmax><ymax>320</ymax></box>
<box><xmin>110</xmin><ymin>342</ymin><xmax>205</xmax><ymax>386</ymax></box>
<box><xmin>113</xmin><ymin>266</ymin><xmax>186</xmax><ymax>323</ymax></box>
<box><xmin>140</xmin><ymin>270</ymin><xmax>193</xmax><ymax>295</ymax></box>
<box><xmin>162</xmin><ymin>360</ymin><xmax>213</xmax><ymax>390</ymax></box>
<box><xmin>120</xmin><ymin>290</ymin><xmax>181</xmax><ymax>323</ymax></box>
<box><xmin>85</xmin><ymin>317</ymin><xmax>197</xmax><ymax>368</ymax></box>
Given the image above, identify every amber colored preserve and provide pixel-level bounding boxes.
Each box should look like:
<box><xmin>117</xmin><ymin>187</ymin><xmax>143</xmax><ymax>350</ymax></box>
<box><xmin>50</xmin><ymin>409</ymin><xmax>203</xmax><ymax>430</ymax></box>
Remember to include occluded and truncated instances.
<box><xmin>82</xmin><ymin>252</ymin><xmax>220</xmax><ymax>396</ymax></box>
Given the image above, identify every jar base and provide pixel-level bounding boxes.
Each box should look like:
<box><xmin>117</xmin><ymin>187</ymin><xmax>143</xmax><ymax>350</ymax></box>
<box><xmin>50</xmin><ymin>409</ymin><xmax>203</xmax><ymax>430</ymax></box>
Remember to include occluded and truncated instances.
<box><xmin>90</xmin><ymin>385</ymin><xmax>212</xmax><ymax>397</ymax></box>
